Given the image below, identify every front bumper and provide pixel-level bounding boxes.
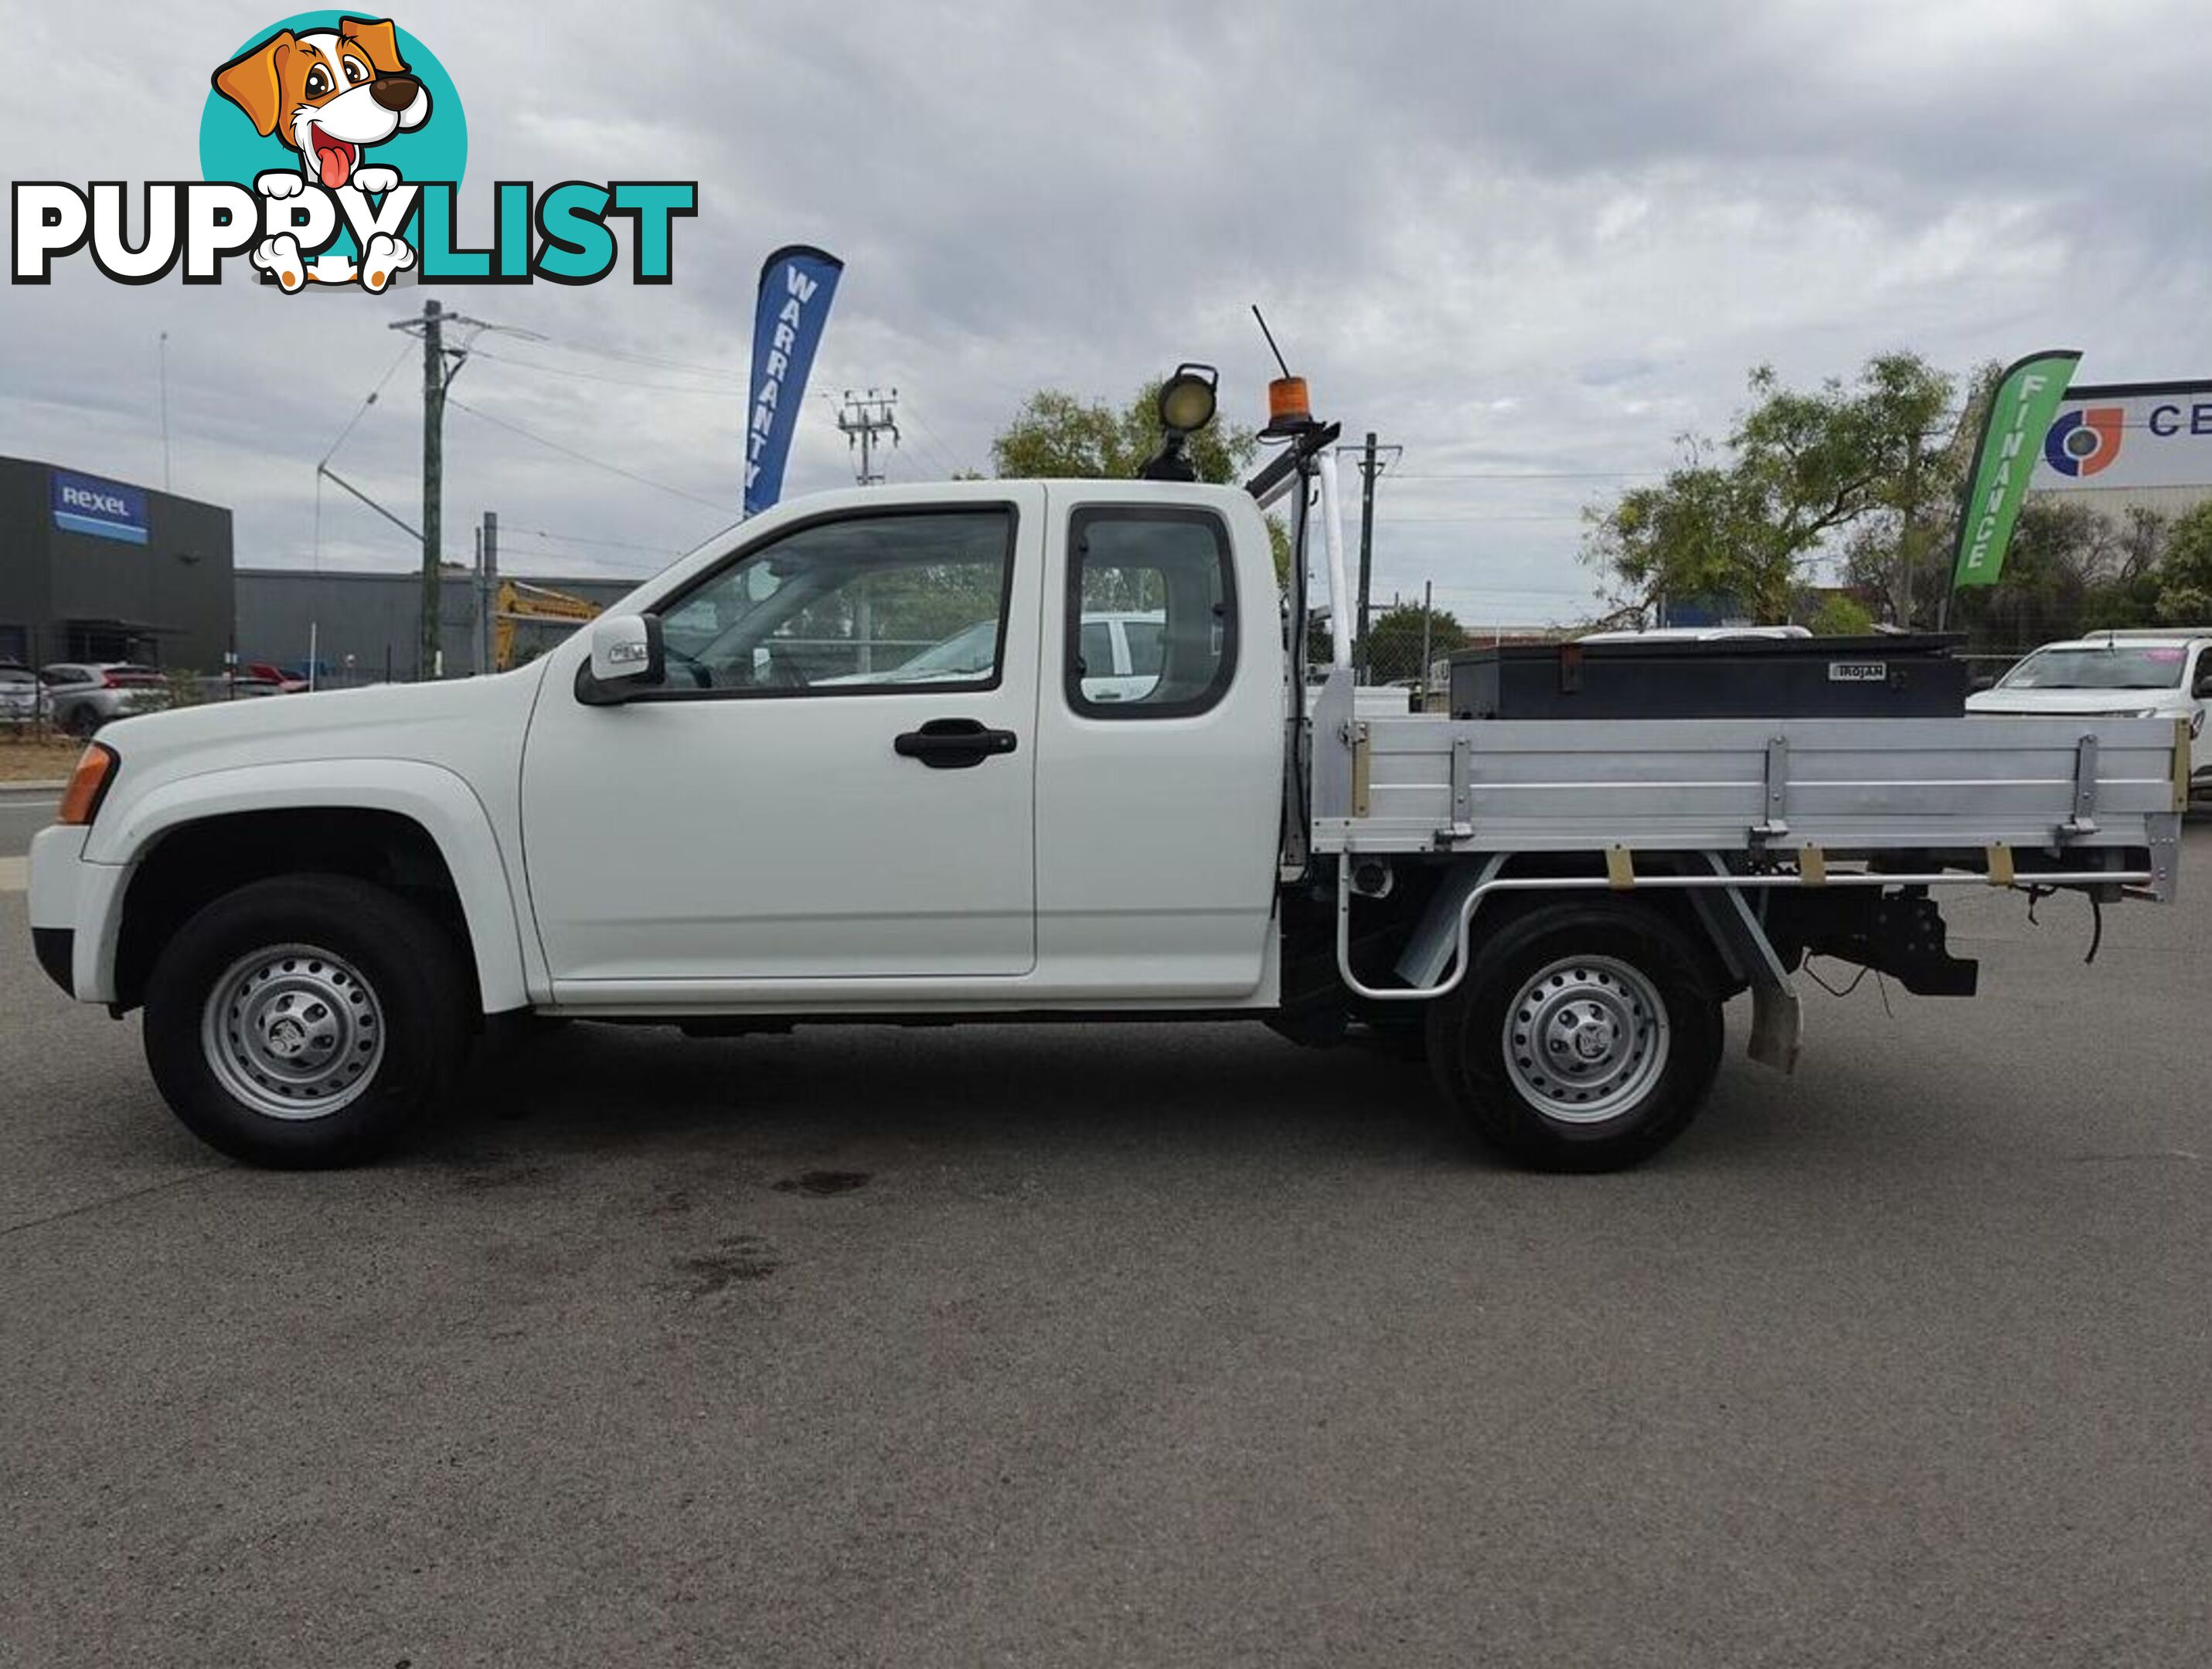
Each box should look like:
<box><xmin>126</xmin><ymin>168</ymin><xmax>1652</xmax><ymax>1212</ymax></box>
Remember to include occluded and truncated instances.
<box><xmin>27</xmin><ymin>824</ymin><xmax>123</xmax><ymax>1004</ymax></box>
<box><xmin>32</xmin><ymin>927</ymin><xmax>73</xmax><ymax>993</ymax></box>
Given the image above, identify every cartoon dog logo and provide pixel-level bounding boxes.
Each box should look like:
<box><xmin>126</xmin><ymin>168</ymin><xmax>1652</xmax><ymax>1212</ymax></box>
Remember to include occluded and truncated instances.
<box><xmin>211</xmin><ymin>17</ymin><xmax>430</xmax><ymax>292</ymax></box>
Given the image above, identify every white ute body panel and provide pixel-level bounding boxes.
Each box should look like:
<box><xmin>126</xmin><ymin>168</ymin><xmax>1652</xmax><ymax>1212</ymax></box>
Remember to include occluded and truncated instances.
<box><xmin>32</xmin><ymin>480</ymin><xmax>1286</xmax><ymax>1015</ymax></box>
<box><xmin>32</xmin><ymin>671</ymin><xmax>547</xmax><ymax>1008</ymax></box>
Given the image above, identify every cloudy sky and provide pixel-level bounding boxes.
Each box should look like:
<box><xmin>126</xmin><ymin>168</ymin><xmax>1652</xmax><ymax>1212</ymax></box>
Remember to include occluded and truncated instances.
<box><xmin>5</xmin><ymin>0</ymin><xmax>2209</xmax><ymax>626</ymax></box>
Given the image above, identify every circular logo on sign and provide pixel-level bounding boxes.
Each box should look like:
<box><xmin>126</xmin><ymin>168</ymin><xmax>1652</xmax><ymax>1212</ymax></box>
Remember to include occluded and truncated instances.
<box><xmin>200</xmin><ymin>13</ymin><xmax>465</xmax><ymax>191</ymax></box>
<box><xmin>2042</xmin><ymin>406</ymin><xmax>2125</xmax><ymax>478</ymax></box>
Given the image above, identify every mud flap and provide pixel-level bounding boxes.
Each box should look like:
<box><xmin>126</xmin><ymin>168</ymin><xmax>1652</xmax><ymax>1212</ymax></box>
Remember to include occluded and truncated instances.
<box><xmin>1748</xmin><ymin>980</ymin><xmax>1803</xmax><ymax>1074</ymax></box>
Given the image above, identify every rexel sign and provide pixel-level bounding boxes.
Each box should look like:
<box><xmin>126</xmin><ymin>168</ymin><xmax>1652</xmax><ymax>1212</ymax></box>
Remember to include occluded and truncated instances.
<box><xmin>51</xmin><ymin>471</ymin><xmax>149</xmax><ymax>545</ymax></box>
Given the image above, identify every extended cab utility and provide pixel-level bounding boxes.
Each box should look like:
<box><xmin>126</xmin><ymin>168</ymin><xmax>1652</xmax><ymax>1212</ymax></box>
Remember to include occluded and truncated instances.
<box><xmin>27</xmin><ymin>384</ymin><xmax>2190</xmax><ymax>1172</ymax></box>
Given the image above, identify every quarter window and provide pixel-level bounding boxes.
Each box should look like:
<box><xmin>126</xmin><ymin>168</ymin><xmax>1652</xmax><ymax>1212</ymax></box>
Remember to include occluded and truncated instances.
<box><xmin>1065</xmin><ymin>508</ymin><xmax>1236</xmax><ymax>718</ymax></box>
<box><xmin>645</xmin><ymin>508</ymin><xmax>1015</xmax><ymax>696</ymax></box>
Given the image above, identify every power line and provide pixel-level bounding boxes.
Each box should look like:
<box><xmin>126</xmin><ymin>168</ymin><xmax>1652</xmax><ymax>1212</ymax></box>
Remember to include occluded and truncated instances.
<box><xmin>516</xmin><ymin>329</ymin><xmax>747</xmax><ymax>383</ymax></box>
<box><xmin>1343</xmin><ymin>512</ymin><xmax>1589</xmax><ymax>524</ymax></box>
<box><xmin>513</xmin><ymin>526</ymin><xmax>689</xmax><ymax>556</ymax></box>
<box><xmin>1387</xmin><ymin>469</ymin><xmax>1663</xmax><ymax>481</ymax></box>
<box><xmin>317</xmin><ymin>342</ymin><xmax>415</xmax><ymax>470</ymax></box>
<box><xmin>447</xmin><ymin>396</ymin><xmax>739</xmax><ymax>515</ymax></box>
<box><xmin>900</xmin><ymin>398</ymin><xmax>978</xmax><ymax>478</ymax></box>
<box><xmin>467</xmin><ymin>348</ymin><xmax>744</xmax><ymax>397</ymax></box>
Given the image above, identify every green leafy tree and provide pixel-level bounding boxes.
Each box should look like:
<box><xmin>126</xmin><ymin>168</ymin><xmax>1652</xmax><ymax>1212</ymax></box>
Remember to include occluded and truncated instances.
<box><xmin>1586</xmin><ymin>353</ymin><xmax>1956</xmax><ymax>624</ymax></box>
<box><xmin>990</xmin><ymin>382</ymin><xmax>1292</xmax><ymax>586</ymax></box>
<box><xmin>1939</xmin><ymin>501</ymin><xmax>2172</xmax><ymax>647</ymax></box>
<box><xmin>1360</xmin><ymin>601</ymin><xmax>1466</xmax><ymax>682</ymax></box>
<box><xmin>1806</xmin><ymin>593</ymin><xmax>1875</xmax><ymax>636</ymax></box>
<box><xmin>992</xmin><ymin>381</ymin><xmax>1257</xmax><ymax>482</ymax></box>
<box><xmin>2155</xmin><ymin>501</ymin><xmax>2212</xmax><ymax>624</ymax></box>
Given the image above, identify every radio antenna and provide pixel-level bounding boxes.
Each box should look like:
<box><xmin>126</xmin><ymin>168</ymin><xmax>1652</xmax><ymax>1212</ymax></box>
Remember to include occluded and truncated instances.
<box><xmin>1251</xmin><ymin>305</ymin><xmax>1293</xmax><ymax>379</ymax></box>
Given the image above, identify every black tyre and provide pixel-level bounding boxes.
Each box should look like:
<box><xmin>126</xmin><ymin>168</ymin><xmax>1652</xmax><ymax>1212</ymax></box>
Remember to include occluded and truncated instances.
<box><xmin>143</xmin><ymin>874</ymin><xmax>471</xmax><ymax>1168</ymax></box>
<box><xmin>1427</xmin><ymin>901</ymin><xmax>1724</xmax><ymax>1172</ymax></box>
<box><xmin>63</xmin><ymin>705</ymin><xmax>99</xmax><ymax>739</ymax></box>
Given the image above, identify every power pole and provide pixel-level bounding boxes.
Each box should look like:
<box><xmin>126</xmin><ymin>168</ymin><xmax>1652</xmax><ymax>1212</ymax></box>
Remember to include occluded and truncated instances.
<box><xmin>836</xmin><ymin>388</ymin><xmax>900</xmax><ymax>486</ymax></box>
<box><xmin>418</xmin><ymin>298</ymin><xmax>444</xmax><ymax>678</ymax></box>
<box><xmin>157</xmin><ymin>331</ymin><xmax>172</xmax><ymax>492</ymax></box>
<box><xmin>1417</xmin><ymin>580</ymin><xmax>1434</xmax><ymax>711</ymax></box>
<box><xmin>476</xmin><ymin>509</ymin><xmax>498</xmax><ymax>675</ymax></box>
<box><xmin>1351</xmin><ymin>433</ymin><xmax>1401</xmax><ymax>679</ymax></box>
<box><xmin>1898</xmin><ymin>427</ymin><xmax>1922</xmax><ymax>631</ymax></box>
<box><xmin>389</xmin><ymin>300</ymin><xmax>536</xmax><ymax>678</ymax></box>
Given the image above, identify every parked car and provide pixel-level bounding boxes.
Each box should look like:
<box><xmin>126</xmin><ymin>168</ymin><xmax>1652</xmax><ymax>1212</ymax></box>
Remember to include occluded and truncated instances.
<box><xmin>815</xmin><ymin>610</ymin><xmax>1168</xmax><ymax>702</ymax></box>
<box><xmin>243</xmin><ymin>662</ymin><xmax>311</xmax><ymax>694</ymax></box>
<box><xmin>1966</xmin><ymin>631</ymin><xmax>2212</xmax><ymax>796</ymax></box>
<box><xmin>39</xmin><ymin>663</ymin><xmax>170</xmax><ymax>737</ymax></box>
<box><xmin>0</xmin><ymin>662</ymin><xmax>43</xmax><ymax>726</ymax></box>
<box><xmin>198</xmin><ymin>674</ymin><xmax>285</xmax><ymax>702</ymax></box>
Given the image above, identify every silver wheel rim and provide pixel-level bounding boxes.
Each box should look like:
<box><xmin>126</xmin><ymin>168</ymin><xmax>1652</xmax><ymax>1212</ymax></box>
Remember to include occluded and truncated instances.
<box><xmin>200</xmin><ymin>943</ymin><xmax>385</xmax><ymax>1120</ymax></box>
<box><xmin>1502</xmin><ymin>954</ymin><xmax>1670</xmax><ymax>1124</ymax></box>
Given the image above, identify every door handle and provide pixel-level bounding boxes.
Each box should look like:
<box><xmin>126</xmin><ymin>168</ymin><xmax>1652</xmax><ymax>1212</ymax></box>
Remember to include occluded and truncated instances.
<box><xmin>893</xmin><ymin>716</ymin><xmax>1019</xmax><ymax>769</ymax></box>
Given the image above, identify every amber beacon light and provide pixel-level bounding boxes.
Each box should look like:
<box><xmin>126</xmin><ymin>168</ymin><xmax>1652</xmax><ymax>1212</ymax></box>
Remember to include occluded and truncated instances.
<box><xmin>1262</xmin><ymin>375</ymin><xmax>1313</xmax><ymax>437</ymax></box>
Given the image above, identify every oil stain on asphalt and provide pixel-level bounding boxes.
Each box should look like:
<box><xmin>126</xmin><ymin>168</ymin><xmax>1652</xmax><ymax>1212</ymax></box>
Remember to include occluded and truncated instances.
<box><xmin>771</xmin><ymin>1170</ymin><xmax>871</xmax><ymax>1196</ymax></box>
<box><xmin>675</xmin><ymin>1234</ymin><xmax>782</xmax><ymax>1296</ymax></box>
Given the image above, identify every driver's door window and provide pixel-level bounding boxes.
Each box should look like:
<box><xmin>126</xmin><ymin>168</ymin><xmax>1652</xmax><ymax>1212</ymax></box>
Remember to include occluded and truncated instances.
<box><xmin>651</xmin><ymin>508</ymin><xmax>1015</xmax><ymax>695</ymax></box>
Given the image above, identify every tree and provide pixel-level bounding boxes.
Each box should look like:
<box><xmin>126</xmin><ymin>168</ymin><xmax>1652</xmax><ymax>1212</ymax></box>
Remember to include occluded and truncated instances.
<box><xmin>1360</xmin><ymin>600</ymin><xmax>1466</xmax><ymax>682</ymax></box>
<box><xmin>992</xmin><ymin>381</ymin><xmax>1259</xmax><ymax>485</ymax></box>
<box><xmin>1806</xmin><ymin>593</ymin><xmax>1875</xmax><ymax>636</ymax></box>
<box><xmin>1935</xmin><ymin>501</ymin><xmax>2172</xmax><ymax>646</ymax></box>
<box><xmin>990</xmin><ymin>382</ymin><xmax>1292</xmax><ymax>586</ymax></box>
<box><xmin>2156</xmin><ymin>501</ymin><xmax>2212</xmax><ymax>624</ymax></box>
<box><xmin>1584</xmin><ymin>353</ymin><xmax>1956</xmax><ymax>624</ymax></box>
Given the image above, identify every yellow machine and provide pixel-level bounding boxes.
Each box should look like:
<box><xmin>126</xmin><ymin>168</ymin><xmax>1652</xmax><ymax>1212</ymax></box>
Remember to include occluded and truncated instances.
<box><xmin>492</xmin><ymin>580</ymin><xmax>602</xmax><ymax>671</ymax></box>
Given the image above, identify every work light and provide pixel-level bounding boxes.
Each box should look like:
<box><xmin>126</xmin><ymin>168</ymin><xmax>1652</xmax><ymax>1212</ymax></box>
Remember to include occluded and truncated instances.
<box><xmin>1158</xmin><ymin>365</ymin><xmax>1220</xmax><ymax>436</ymax></box>
<box><xmin>1138</xmin><ymin>363</ymin><xmax>1220</xmax><ymax>481</ymax></box>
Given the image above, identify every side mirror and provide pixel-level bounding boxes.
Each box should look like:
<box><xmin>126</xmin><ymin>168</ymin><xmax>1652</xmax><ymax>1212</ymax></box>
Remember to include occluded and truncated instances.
<box><xmin>576</xmin><ymin>612</ymin><xmax>663</xmax><ymax>705</ymax></box>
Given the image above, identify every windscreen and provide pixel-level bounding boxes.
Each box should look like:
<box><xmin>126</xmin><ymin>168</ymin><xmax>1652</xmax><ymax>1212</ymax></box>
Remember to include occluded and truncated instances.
<box><xmin>1998</xmin><ymin>646</ymin><xmax>2186</xmax><ymax>691</ymax></box>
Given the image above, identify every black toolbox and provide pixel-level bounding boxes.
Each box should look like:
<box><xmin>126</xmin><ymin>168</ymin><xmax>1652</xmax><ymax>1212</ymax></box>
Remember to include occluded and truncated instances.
<box><xmin>1445</xmin><ymin>634</ymin><xmax>1969</xmax><ymax>721</ymax></box>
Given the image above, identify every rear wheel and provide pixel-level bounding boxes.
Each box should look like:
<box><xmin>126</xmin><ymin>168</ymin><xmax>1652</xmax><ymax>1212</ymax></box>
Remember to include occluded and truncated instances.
<box><xmin>1427</xmin><ymin>901</ymin><xmax>1724</xmax><ymax>1171</ymax></box>
<box><xmin>63</xmin><ymin>705</ymin><xmax>98</xmax><ymax>739</ymax></box>
<box><xmin>143</xmin><ymin>875</ymin><xmax>470</xmax><ymax>1168</ymax></box>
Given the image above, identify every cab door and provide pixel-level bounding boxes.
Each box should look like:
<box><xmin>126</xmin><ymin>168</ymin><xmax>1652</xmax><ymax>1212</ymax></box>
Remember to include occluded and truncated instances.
<box><xmin>1029</xmin><ymin>490</ymin><xmax>1285</xmax><ymax>1000</ymax></box>
<box><xmin>519</xmin><ymin>493</ymin><xmax>1043</xmax><ymax>994</ymax></box>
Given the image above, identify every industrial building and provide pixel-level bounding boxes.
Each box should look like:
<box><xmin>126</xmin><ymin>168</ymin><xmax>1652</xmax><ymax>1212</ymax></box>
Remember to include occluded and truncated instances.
<box><xmin>0</xmin><ymin>456</ymin><xmax>233</xmax><ymax>669</ymax></box>
<box><xmin>0</xmin><ymin>453</ymin><xmax>634</xmax><ymax>681</ymax></box>
<box><xmin>2027</xmin><ymin>379</ymin><xmax>2212</xmax><ymax>522</ymax></box>
<box><xmin>235</xmin><ymin>569</ymin><xmax>638</xmax><ymax>682</ymax></box>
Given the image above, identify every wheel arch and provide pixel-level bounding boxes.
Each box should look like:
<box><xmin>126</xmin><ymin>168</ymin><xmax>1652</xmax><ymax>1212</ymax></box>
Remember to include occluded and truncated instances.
<box><xmin>92</xmin><ymin>761</ymin><xmax>532</xmax><ymax>1015</ymax></box>
<box><xmin>1394</xmin><ymin>851</ymin><xmax>1740</xmax><ymax>995</ymax></box>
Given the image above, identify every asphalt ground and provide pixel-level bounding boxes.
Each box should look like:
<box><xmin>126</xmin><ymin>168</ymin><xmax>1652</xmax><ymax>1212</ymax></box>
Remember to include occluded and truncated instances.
<box><xmin>0</xmin><ymin>787</ymin><xmax>56</xmax><ymax>861</ymax></box>
<box><xmin>2</xmin><ymin>821</ymin><xmax>2207</xmax><ymax>1667</ymax></box>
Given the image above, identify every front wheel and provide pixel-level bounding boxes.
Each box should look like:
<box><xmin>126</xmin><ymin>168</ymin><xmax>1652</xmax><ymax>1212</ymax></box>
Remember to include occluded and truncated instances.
<box><xmin>143</xmin><ymin>875</ymin><xmax>471</xmax><ymax>1168</ymax></box>
<box><xmin>1427</xmin><ymin>901</ymin><xmax>1724</xmax><ymax>1171</ymax></box>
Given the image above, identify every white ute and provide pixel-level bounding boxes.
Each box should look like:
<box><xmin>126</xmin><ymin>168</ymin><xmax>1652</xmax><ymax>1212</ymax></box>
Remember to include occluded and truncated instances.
<box><xmin>1967</xmin><ymin>630</ymin><xmax>2212</xmax><ymax>794</ymax></box>
<box><xmin>28</xmin><ymin>375</ymin><xmax>2192</xmax><ymax>1171</ymax></box>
